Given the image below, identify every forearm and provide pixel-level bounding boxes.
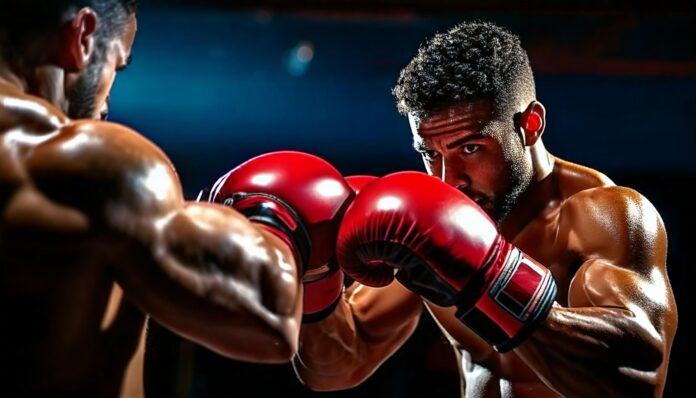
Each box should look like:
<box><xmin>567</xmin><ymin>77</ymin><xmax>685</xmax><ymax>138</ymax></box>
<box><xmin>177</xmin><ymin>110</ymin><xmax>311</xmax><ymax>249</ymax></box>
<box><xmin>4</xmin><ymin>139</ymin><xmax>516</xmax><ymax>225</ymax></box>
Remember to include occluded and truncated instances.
<box><xmin>294</xmin><ymin>300</ymin><xmax>371</xmax><ymax>391</ymax></box>
<box><xmin>294</xmin><ymin>285</ymin><xmax>421</xmax><ymax>391</ymax></box>
<box><xmin>515</xmin><ymin>304</ymin><xmax>664</xmax><ymax>398</ymax></box>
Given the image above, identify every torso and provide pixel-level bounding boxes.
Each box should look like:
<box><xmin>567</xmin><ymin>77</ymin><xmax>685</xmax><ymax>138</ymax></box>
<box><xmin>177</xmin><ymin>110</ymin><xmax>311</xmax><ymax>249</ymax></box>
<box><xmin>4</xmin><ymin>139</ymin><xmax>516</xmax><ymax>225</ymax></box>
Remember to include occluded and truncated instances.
<box><xmin>425</xmin><ymin>158</ymin><xmax>614</xmax><ymax>398</ymax></box>
<box><xmin>0</xmin><ymin>85</ymin><xmax>145</xmax><ymax>396</ymax></box>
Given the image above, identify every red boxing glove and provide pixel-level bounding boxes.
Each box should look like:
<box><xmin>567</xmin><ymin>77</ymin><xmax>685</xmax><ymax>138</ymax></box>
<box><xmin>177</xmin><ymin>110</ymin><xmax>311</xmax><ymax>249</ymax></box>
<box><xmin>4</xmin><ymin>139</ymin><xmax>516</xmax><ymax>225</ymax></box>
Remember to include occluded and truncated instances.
<box><xmin>345</xmin><ymin>175</ymin><xmax>378</xmax><ymax>193</ymax></box>
<box><xmin>337</xmin><ymin>172</ymin><xmax>557</xmax><ymax>352</ymax></box>
<box><xmin>301</xmin><ymin>174</ymin><xmax>378</xmax><ymax>321</ymax></box>
<box><xmin>207</xmin><ymin>151</ymin><xmax>354</xmax><ymax>322</ymax></box>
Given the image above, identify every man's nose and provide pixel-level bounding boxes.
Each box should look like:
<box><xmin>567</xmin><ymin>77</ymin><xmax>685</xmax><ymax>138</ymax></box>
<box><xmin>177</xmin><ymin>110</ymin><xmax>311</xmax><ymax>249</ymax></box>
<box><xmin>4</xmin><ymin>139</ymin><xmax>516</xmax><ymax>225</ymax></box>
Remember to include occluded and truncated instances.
<box><xmin>441</xmin><ymin>157</ymin><xmax>470</xmax><ymax>189</ymax></box>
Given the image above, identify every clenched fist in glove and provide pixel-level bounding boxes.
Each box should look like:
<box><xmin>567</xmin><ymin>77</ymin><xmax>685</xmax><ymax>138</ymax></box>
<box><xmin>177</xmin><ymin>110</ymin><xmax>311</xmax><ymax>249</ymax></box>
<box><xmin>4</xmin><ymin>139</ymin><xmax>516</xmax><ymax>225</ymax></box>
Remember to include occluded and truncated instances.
<box><xmin>336</xmin><ymin>171</ymin><xmax>557</xmax><ymax>351</ymax></box>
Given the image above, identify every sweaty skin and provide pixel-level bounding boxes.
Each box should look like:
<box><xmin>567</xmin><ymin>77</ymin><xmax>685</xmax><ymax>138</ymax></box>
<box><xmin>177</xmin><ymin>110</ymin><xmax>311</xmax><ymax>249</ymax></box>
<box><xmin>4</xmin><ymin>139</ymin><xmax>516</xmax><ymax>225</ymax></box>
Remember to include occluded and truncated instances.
<box><xmin>293</xmin><ymin>101</ymin><xmax>677</xmax><ymax>398</ymax></box>
<box><xmin>0</xmin><ymin>14</ymin><xmax>300</xmax><ymax>397</ymax></box>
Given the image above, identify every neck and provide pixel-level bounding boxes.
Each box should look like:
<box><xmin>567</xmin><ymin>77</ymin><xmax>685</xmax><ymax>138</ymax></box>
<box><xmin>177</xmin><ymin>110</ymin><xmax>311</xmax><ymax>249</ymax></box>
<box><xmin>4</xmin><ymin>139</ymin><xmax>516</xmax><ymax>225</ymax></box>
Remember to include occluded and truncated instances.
<box><xmin>499</xmin><ymin>141</ymin><xmax>557</xmax><ymax>239</ymax></box>
<box><xmin>0</xmin><ymin>60</ymin><xmax>67</xmax><ymax>110</ymax></box>
<box><xmin>530</xmin><ymin>140</ymin><xmax>553</xmax><ymax>182</ymax></box>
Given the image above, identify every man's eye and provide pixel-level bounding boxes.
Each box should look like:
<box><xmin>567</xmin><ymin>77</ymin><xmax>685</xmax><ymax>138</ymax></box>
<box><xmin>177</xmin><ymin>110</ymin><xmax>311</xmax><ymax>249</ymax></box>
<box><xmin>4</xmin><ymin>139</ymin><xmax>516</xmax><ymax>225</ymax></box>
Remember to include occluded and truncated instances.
<box><xmin>462</xmin><ymin>144</ymin><xmax>479</xmax><ymax>155</ymax></box>
<box><xmin>420</xmin><ymin>150</ymin><xmax>439</xmax><ymax>161</ymax></box>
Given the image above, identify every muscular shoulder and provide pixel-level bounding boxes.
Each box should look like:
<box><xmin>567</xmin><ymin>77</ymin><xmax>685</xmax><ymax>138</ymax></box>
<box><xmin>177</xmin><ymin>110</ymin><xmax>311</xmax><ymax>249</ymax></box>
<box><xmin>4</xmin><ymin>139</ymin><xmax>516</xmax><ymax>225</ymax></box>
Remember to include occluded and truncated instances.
<box><xmin>559</xmin><ymin>185</ymin><xmax>666</xmax><ymax>272</ymax></box>
<box><xmin>0</xmin><ymin>85</ymin><xmax>68</xmax><ymax>133</ymax></box>
<box><xmin>554</xmin><ymin>157</ymin><xmax>615</xmax><ymax>198</ymax></box>
<box><xmin>43</xmin><ymin>120</ymin><xmax>176</xmax><ymax>176</ymax></box>
<box><xmin>26</xmin><ymin>120</ymin><xmax>183</xmax><ymax>220</ymax></box>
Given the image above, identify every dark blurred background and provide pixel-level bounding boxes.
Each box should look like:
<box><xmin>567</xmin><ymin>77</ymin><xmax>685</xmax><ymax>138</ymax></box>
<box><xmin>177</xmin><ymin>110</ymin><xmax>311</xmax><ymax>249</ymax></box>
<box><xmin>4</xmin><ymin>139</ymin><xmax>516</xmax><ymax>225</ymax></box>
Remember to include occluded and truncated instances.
<box><xmin>113</xmin><ymin>1</ymin><xmax>694</xmax><ymax>396</ymax></box>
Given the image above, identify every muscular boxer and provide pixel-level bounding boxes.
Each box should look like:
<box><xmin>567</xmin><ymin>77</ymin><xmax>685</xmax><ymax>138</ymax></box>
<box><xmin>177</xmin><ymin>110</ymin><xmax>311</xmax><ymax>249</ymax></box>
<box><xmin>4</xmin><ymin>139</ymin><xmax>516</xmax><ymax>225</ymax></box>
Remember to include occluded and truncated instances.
<box><xmin>0</xmin><ymin>1</ymin><xmax>351</xmax><ymax>395</ymax></box>
<box><xmin>294</xmin><ymin>22</ymin><xmax>678</xmax><ymax>397</ymax></box>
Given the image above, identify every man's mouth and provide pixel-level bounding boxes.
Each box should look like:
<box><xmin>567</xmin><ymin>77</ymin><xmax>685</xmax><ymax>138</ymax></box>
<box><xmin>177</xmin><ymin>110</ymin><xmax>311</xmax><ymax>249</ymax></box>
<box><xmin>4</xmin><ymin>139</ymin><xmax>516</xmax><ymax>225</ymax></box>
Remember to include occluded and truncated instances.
<box><xmin>457</xmin><ymin>187</ymin><xmax>493</xmax><ymax>212</ymax></box>
<box><xmin>477</xmin><ymin>199</ymin><xmax>494</xmax><ymax>212</ymax></box>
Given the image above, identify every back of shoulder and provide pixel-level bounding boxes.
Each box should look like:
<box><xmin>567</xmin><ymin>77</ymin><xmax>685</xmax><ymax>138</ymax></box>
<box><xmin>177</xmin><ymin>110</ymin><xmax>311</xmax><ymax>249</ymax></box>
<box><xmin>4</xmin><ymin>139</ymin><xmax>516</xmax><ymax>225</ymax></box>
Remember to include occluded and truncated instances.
<box><xmin>0</xmin><ymin>86</ymin><xmax>67</xmax><ymax>132</ymax></box>
<box><xmin>1</xmin><ymin>88</ymin><xmax>171</xmax><ymax>176</ymax></box>
<box><xmin>2</xmin><ymin>90</ymin><xmax>173</xmax><ymax>189</ymax></box>
<box><xmin>30</xmin><ymin>120</ymin><xmax>175</xmax><ymax>182</ymax></box>
<box><xmin>2</xmin><ymin>90</ymin><xmax>182</xmax><ymax>232</ymax></box>
<box><xmin>26</xmin><ymin>120</ymin><xmax>183</xmax><ymax>218</ymax></box>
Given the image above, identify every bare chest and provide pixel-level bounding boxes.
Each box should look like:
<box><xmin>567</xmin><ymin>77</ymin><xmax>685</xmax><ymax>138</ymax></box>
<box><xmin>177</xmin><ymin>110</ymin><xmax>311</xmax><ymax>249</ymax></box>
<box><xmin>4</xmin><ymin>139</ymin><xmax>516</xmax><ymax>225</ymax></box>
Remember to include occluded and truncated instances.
<box><xmin>508</xmin><ymin>211</ymin><xmax>580</xmax><ymax>307</ymax></box>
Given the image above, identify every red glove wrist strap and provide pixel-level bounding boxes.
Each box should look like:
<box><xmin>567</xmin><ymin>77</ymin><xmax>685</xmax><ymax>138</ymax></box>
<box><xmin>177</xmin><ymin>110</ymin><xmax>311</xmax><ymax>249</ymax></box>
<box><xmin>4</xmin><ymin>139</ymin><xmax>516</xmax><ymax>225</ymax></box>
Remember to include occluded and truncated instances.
<box><xmin>457</xmin><ymin>242</ymin><xmax>557</xmax><ymax>352</ymax></box>
<box><xmin>302</xmin><ymin>269</ymin><xmax>345</xmax><ymax>323</ymax></box>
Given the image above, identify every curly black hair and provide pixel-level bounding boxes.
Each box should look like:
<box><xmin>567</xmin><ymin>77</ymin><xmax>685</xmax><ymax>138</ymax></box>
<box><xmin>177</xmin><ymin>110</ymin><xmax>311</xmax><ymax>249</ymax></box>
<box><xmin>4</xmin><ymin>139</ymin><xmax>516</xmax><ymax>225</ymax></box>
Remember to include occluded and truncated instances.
<box><xmin>1</xmin><ymin>0</ymin><xmax>137</xmax><ymax>60</ymax></box>
<box><xmin>393</xmin><ymin>21</ymin><xmax>535</xmax><ymax>119</ymax></box>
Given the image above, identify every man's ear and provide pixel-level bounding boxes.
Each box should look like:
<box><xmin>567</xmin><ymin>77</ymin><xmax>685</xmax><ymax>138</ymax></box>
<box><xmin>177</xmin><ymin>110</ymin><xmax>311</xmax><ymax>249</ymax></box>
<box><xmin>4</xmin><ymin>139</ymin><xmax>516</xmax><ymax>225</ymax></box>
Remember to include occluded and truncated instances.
<box><xmin>516</xmin><ymin>101</ymin><xmax>546</xmax><ymax>147</ymax></box>
<box><xmin>57</xmin><ymin>8</ymin><xmax>98</xmax><ymax>72</ymax></box>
